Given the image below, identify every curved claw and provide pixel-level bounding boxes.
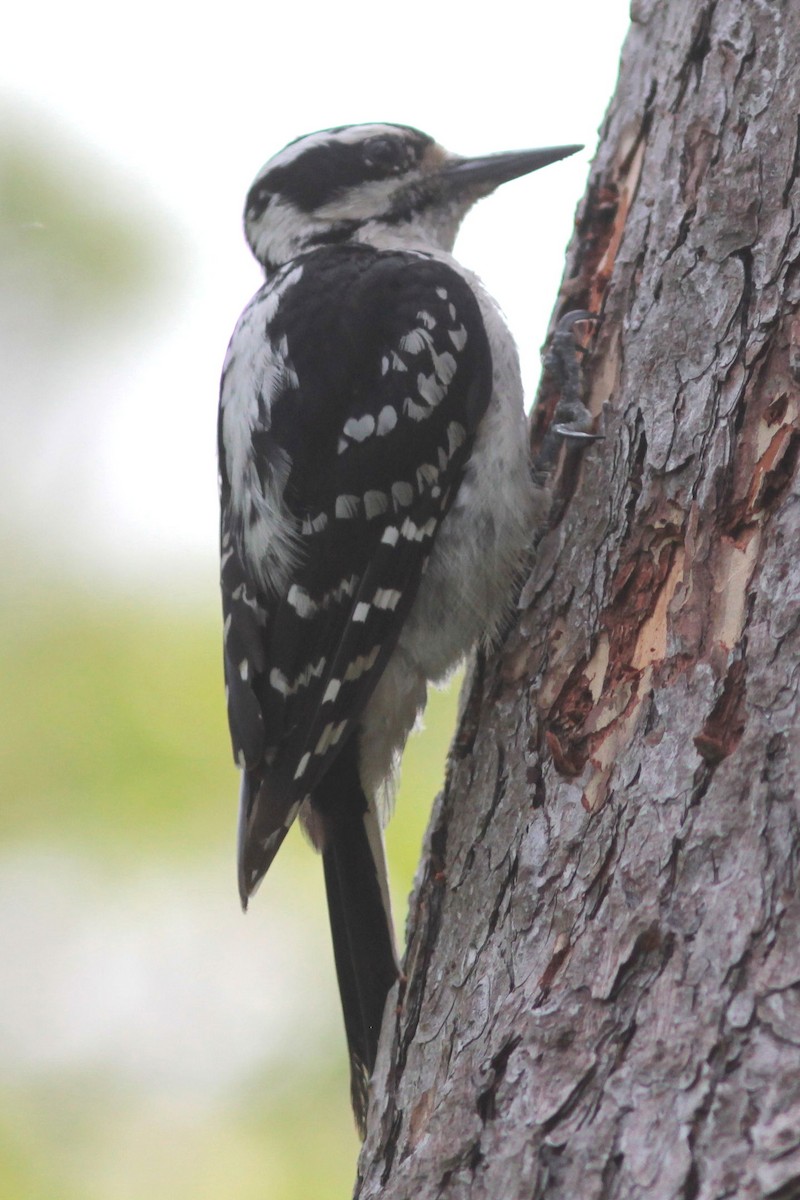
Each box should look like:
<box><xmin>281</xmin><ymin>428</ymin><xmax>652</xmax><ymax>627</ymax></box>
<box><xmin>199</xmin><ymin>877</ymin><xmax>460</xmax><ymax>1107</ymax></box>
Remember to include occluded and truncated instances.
<box><xmin>552</xmin><ymin>425</ymin><xmax>604</xmax><ymax>442</ymax></box>
<box><xmin>554</xmin><ymin>309</ymin><xmax>598</xmax><ymax>332</ymax></box>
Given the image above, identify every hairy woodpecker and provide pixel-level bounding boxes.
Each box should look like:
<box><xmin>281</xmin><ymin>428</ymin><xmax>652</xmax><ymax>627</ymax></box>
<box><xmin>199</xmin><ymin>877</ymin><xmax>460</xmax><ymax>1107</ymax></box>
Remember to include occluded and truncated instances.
<box><xmin>219</xmin><ymin>123</ymin><xmax>581</xmax><ymax>1132</ymax></box>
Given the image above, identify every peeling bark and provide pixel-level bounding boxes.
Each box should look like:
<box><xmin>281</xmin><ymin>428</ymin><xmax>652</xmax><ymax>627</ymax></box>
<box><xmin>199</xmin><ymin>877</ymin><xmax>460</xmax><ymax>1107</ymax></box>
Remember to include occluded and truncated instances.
<box><xmin>356</xmin><ymin>2</ymin><xmax>800</xmax><ymax>1197</ymax></box>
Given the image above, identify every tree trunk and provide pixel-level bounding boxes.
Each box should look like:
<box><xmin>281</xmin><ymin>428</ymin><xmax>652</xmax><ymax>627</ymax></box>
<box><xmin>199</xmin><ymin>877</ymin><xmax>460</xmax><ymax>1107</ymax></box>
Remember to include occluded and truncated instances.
<box><xmin>355</xmin><ymin>1</ymin><xmax>800</xmax><ymax>1197</ymax></box>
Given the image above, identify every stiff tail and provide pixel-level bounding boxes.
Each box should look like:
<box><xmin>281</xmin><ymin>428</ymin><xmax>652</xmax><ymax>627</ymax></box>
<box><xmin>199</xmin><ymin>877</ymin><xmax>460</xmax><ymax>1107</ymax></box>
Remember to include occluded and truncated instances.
<box><xmin>314</xmin><ymin>738</ymin><xmax>399</xmax><ymax>1135</ymax></box>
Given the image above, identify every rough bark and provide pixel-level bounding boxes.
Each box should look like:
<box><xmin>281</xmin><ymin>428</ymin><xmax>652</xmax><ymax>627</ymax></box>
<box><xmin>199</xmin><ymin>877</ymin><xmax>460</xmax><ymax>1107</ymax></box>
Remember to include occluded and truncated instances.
<box><xmin>355</xmin><ymin>1</ymin><xmax>800</xmax><ymax>1197</ymax></box>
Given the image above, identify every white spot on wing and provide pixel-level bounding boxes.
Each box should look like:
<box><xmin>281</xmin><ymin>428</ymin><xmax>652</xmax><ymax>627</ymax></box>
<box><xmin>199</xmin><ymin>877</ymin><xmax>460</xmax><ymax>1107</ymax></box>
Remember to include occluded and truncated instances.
<box><xmin>373</xmin><ymin>588</ymin><xmax>402</xmax><ymax>611</ymax></box>
<box><xmin>270</xmin><ymin>656</ymin><xmax>326</xmax><ymax>696</ymax></box>
<box><xmin>447</xmin><ymin>421</ymin><xmax>466</xmax><ymax>455</ymax></box>
<box><xmin>315</xmin><ymin>723</ymin><xmax>336</xmax><ymax>755</ymax></box>
<box><xmin>400</xmin><ymin>328</ymin><xmax>432</xmax><ymax>355</ymax></box>
<box><xmin>343</xmin><ymin>414</ymin><xmax>375</xmax><ymax>442</ymax></box>
<box><xmin>449</xmin><ymin>325</ymin><xmax>468</xmax><ymax>351</ymax></box>
<box><xmin>376</xmin><ymin>405</ymin><xmax>398</xmax><ymax>435</ymax></box>
<box><xmin>433</xmin><ymin>350</ymin><xmax>457</xmax><ymax>386</ymax></box>
<box><xmin>403</xmin><ymin>397</ymin><xmax>430</xmax><ymax>421</ymax></box>
<box><xmin>288</xmin><ymin>584</ymin><xmax>317</xmax><ymax>617</ymax></box>
<box><xmin>294</xmin><ymin>752</ymin><xmax>311</xmax><ymax>779</ymax></box>
<box><xmin>353</xmin><ymin>602</ymin><xmax>371</xmax><ymax>623</ymax></box>
<box><xmin>417</xmin><ymin>372</ymin><xmax>445</xmax><ymax>406</ymax></box>
<box><xmin>322</xmin><ymin>679</ymin><xmax>341</xmax><ymax>704</ymax></box>
<box><xmin>301</xmin><ymin>511</ymin><xmax>328</xmax><ymax>535</ymax></box>
<box><xmin>364</xmin><ymin>490</ymin><xmax>389</xmax><ymax>518</ymax></box>
<box><xmin>344</xmin><ymin>645</ymin><xmax>380</xmax><ymax>682</ymax></box>
<box><xmin>401</xmin><ymin>516</ymin><xmax>437</xmax><ymax>543</ymax></box>
<box><xmin>391</xmin><ymin>482</ymin><xmax>414</xmax><ymax>508</ymax></box>
<box><xmin>335</xmin><ymin>494</ymin><xmax>361</xmax><ymax>518</ymax></box>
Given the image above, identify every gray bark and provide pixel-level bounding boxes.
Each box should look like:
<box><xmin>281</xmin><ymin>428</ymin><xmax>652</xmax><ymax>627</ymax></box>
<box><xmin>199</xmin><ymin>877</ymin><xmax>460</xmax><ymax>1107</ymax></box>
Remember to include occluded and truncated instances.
<box><xmin>355</xmin><ymin>1</ymin><xmax>800</xmax><ymax>1197</ymax></box>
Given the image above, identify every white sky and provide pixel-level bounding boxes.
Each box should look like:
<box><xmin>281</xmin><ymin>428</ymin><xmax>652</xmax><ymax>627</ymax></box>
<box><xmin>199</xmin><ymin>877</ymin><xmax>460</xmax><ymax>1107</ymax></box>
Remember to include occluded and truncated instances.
<box><xmin>4</xmin><ymin>0</ymin><xmax>630</xmax><ymax>594</ymax></box>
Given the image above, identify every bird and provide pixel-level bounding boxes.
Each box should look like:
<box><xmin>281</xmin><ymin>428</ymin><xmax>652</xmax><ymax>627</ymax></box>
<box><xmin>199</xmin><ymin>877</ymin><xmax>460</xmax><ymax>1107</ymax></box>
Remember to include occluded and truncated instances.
<box><xmin>218</xmin><ymin>122</ymin><xmax>582</xmax><ymax>1133</ymax></box>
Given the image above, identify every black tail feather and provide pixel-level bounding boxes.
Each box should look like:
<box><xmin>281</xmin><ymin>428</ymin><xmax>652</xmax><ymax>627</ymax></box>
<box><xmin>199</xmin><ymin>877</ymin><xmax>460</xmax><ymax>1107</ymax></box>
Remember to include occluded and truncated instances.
<box><xmin>315</xmin><ymin>739</ymin><xmax>399</xmax><ymax>1135</ymax></box>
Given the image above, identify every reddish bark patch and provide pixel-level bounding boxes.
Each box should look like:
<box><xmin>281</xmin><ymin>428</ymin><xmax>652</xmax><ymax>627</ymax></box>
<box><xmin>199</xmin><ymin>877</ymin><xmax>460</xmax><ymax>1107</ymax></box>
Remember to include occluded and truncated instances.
<box><xmin>694</xmin><ymin>657</ymin><xmax>747</xmax><ymax>764</ymax></box>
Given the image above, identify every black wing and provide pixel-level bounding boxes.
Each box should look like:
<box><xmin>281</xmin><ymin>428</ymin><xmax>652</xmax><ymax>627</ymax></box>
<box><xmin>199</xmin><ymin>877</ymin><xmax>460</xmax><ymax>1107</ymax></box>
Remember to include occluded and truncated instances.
<box><xmin>219</xmin><ymin>245</ymin><xmax>493</xmax><ymax>901</ymax></box>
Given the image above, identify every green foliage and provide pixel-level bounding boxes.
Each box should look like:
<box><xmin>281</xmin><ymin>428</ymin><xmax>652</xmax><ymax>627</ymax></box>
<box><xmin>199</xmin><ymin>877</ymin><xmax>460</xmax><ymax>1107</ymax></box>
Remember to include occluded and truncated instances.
<box><xmin>0</xmin><ymin>120</ymin><xmax>165</xmax><ymax>314</ymax></box>
<box><xmin>0</xmin><ymin>590</ymin><xmax>232</xmax><ymax>853</ymax></box>
<box><xmin>0</xmin><ymin>581</ymin><xmax>460</xmax><ymax>1199</ymax></box>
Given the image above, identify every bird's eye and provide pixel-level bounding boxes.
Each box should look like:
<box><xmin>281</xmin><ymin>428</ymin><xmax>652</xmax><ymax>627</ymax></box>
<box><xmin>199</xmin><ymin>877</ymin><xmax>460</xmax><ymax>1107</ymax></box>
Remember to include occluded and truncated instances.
<box><xmin>362</xmin><ymin>136</ymin><xmax>405</xmax><ymax>173</ymax></box>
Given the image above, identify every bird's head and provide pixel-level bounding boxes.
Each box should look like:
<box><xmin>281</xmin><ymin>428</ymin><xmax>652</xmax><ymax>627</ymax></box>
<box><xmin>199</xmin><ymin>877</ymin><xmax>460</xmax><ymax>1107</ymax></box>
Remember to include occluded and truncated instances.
<box><xmin>244</xmin><ymin>123</ymin><xmax>582</xmax><ymax>272</ymax></box>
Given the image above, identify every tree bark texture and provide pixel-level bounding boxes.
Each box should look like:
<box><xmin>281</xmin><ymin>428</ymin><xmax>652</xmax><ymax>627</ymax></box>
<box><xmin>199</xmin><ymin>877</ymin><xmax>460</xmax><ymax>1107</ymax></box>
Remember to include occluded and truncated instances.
<box><xmin>356</xmin><ymin>2</ymin><xmax>800</xmax><ymax>1197</ymax></box>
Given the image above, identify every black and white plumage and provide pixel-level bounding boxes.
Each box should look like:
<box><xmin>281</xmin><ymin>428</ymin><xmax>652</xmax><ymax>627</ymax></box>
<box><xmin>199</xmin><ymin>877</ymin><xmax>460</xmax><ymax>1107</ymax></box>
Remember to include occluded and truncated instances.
<box><xmin>219</xmin><ymin>123</ymin><xmax>581</xmax><ymax>1132</ymax></box>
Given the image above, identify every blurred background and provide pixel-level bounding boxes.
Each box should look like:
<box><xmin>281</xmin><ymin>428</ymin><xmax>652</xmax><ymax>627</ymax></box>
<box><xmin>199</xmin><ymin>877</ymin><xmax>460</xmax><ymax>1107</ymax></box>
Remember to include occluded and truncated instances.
<box><xmin>1</xmin><ymin>3</ymin><xmax>629</xmax><ymax>1196</ymax></box>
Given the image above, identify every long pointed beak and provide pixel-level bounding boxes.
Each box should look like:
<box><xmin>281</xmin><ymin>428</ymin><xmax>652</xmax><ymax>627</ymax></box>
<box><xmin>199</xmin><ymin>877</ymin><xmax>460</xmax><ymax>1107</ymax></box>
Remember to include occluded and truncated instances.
<box><xmin>441</xmin><ymin>144</ymin><xmax>583</xmax><ymax>192</ymax></box>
